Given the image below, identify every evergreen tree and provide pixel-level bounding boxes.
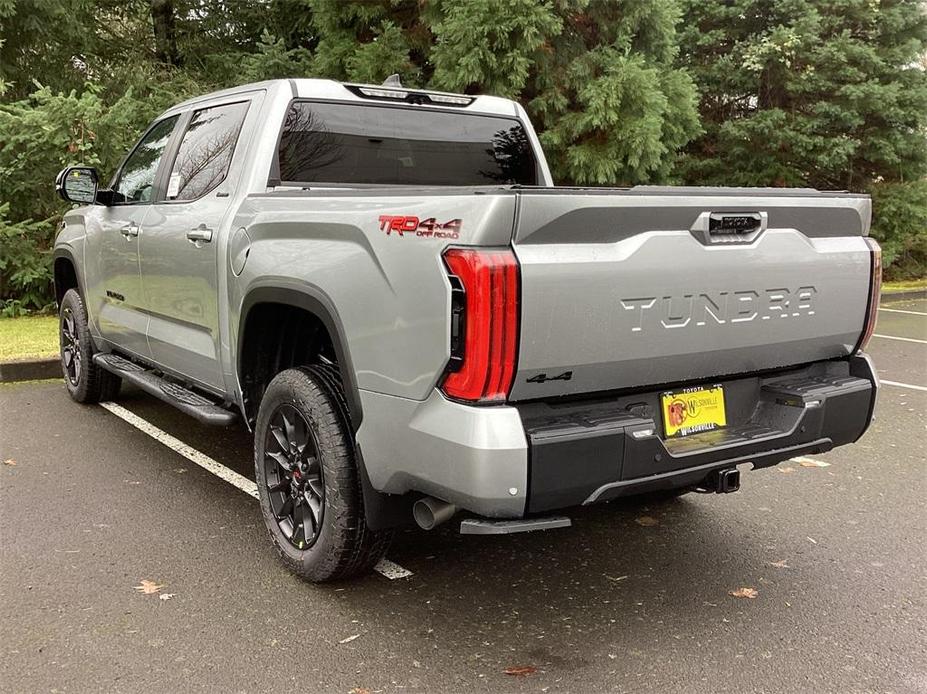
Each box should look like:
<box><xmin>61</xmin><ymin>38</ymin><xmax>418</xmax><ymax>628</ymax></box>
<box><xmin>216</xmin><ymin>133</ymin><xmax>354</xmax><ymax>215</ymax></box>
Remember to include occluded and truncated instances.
<box><xmin>303</xmin><ymin>0</ymin><xmax>702</xmax><ymax>185</ymax></box>
<box><xmin>678</xmin><ymin>0</ymin><xmax>927</xmax><ymax>189</ymax></box>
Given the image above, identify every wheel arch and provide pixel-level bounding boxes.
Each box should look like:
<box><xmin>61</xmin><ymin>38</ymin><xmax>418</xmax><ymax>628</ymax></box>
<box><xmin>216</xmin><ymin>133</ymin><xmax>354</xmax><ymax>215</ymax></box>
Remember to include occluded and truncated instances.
<box><xmin>52</xmin><ymin>248</ymin><xmax>82</xmax><ymax>306</ymax></box>
<box><xmin>237</xmin><ymin>284</ymin><xmax>363</xmax><ymax>432</ymax></box>
<box><xmin>238</xmin><ymin>284</ymin><xmax>413</xmax><ymax>530</ymax></box>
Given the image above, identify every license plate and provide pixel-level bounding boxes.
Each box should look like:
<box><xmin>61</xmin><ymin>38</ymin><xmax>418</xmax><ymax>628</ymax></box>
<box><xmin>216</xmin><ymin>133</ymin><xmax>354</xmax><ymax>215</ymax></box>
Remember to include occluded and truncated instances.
<box><xmin>660</xmin><ymin>385</ymin><xmax>727</xmax><ymax>438</ymax></box>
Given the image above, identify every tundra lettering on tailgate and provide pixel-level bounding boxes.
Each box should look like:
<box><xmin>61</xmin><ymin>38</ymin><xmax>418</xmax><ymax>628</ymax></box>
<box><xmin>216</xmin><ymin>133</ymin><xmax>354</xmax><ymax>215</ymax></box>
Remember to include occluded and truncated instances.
<box><xmin>620</xmin><ymin>286</ymin><xmax>817</xmax><ymax>333</ymax></box>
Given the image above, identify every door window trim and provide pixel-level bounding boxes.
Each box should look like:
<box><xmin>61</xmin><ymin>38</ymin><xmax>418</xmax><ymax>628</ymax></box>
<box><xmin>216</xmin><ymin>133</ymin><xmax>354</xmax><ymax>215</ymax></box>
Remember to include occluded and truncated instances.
<box><xmin>108</xmin><ymin>114</ymin><xmax>184</xmax><ymax>207</ymax></box>
<box><xmin>154</xmin><ymin>99</ymin><xmax>251</xmax><ymax>205</ymax></box>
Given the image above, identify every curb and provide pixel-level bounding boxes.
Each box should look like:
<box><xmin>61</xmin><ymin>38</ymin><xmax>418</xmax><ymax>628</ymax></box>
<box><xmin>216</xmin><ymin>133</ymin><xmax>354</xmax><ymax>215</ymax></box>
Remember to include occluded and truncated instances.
<box><xmin>881</xmin><ymin>289</ymin><xmax>926</xmax><ymax>303</ymax></box>
<box><xmin>0</xmin><ymin>358</ymin><xmax>61</xmax><ymax>383</ymax></box>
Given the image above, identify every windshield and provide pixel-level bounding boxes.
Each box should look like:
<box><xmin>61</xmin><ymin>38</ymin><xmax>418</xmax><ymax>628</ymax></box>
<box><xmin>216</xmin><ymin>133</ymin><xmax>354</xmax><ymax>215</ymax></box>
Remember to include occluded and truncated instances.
<box><xmin>276</xmin><ymin>101</ymin><xmax>538</xmax><ymax>186</ymax></box>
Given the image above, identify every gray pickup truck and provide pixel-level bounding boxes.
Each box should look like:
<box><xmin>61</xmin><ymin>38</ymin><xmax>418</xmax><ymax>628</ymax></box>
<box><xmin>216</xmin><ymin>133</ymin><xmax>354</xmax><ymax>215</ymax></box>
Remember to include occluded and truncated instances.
<box><xmin>54</xmin><ymin>78</ymin><xmax>881</xmax><ymax>581</ymax></box>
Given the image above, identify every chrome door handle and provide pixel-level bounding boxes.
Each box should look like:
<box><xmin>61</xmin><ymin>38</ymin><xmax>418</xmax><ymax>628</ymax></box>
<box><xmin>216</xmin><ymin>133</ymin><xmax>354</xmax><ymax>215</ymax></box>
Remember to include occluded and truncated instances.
<box><xmin>187</xmin><ymin>225</ymin><xmax>213</xmax><ymax>243</ymax></box>
<box><xmin>120</xmin><ymin>222</ymin><xmax>140</xmax><ymax>239</ymax></box>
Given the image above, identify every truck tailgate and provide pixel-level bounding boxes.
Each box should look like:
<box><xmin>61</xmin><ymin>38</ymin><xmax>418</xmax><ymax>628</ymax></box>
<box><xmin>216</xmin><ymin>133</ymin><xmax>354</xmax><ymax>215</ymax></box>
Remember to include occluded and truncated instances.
<box><xmin>509</xmin><ymin>187</ymin><xmax>873</xmax><ymax>400</ymax></box>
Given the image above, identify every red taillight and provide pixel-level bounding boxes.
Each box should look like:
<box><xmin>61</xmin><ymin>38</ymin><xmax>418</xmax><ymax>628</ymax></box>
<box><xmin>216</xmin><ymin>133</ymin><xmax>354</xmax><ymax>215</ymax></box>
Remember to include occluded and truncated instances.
<box><xmin>858</xmin><ymin>237</ymin><xmax>882</xmax><ymax>352</ymax></box>
<box><xmin>441</xmin><ymin>248</ymin><xmax>520</xmax><ymax>403</ymax></box>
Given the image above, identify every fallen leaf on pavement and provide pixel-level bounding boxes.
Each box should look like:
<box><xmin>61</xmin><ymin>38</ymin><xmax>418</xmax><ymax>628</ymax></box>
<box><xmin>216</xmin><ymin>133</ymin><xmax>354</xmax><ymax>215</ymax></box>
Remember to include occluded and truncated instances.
<box><xmin>159</xmin><ymin>593</ymin><xmax>176</xmax><ymax>601</ymax></box>
<box><xmin>729</xmin><ymin>587</ymin><xmax>758</xmax><ymax>599</ymax></box>
<box><xmin>503</xmin><ymin>666</ymin><xmax>537</xmax><ymax>677</ymax></box>
<box><xmin>798</xmin><ymin>459</ymin><xmax>830</xmax><ymax>468</ymax></box>
<box><xmin>3</xmin><ymin>459</ymin><xmax>16</xmax><ymax>466</ymax></box>
<box><xmin>134</xmin><ymin>580</ymin><xmax>165</xmax><ymax>595</ymax></box>
<box><xmin>778</xmin><ymin>466</ymin><xmax>795</xmax><ymax>474</ymax></box>
<box><xmin>635</xmin><ymin>515</ymin><xmax>658</xmax><ymax>527</ymax></box>
<box><xmin>349</xmin><ymin>689</ymin><xmax>371</xmax><ymax>694</ymax></box>
<box><xmin>339</xmin><ymin>634</ymin><xmax>360</xmax><ymax>644</ymax></box>
<box><xmin>768</xmin><ymin>560</ymin><xmax>790</xmax><ymax>569</ymax></box>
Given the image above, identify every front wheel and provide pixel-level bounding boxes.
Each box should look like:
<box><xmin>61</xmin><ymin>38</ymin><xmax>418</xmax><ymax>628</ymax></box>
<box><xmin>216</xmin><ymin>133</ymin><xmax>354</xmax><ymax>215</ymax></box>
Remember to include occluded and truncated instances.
<box><xmin>254</xmin><ymin>366</ymin><xmax>392</xmax><ymax>582</ymax></box>
<box><xmin>59</xmin><ymin>289</ymin><xmax>120</xmax><ymax>403</ymax></box>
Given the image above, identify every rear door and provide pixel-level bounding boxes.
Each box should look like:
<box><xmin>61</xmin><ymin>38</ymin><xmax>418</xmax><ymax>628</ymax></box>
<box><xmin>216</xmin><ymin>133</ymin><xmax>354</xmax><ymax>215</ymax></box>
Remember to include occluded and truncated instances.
<box><xmin>84</xmin><ymin>115</ymin><xmax>181</xmax><ymax>358</ymax></box>
<box><xmin>508</xmin><ymin>188</ymin><xmax>873</xmax><ymax>400</ymax></box>
<box><xmin>138</xmin><ymin>98</ymin><xmax>253</xmax><ymax>391</ymax></box>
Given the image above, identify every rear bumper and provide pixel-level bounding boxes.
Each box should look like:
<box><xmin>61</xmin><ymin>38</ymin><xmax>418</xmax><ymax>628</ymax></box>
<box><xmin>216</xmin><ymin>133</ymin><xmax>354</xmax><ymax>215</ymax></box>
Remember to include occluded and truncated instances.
<box><xmin>357</xmin><ymin>355</ymin><xmax>877</xmax><ymax>519</ymax></box>
<box><xmin>520</xmin><ymin>354</ymin><xmax>878</xmax><ymax>512</ymax></box>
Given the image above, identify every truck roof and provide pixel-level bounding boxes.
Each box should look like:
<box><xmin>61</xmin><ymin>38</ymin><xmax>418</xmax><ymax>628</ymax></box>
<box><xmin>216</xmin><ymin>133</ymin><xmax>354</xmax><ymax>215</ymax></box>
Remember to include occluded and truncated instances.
<box><xmin>170</xmin><ymin>78</ymin><xmax>520</xmax><ymax>117</ymax></box>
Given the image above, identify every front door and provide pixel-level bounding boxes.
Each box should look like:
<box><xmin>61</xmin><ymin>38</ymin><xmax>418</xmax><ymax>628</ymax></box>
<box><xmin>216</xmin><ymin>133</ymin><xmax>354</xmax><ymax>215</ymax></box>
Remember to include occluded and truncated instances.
<box><xmin>84</xmin><ymin>115</ymin><xmax>180</xmax><ymax>358</ymax></box>
<box><xmin>139</xmin><ymin>100</ymin><xmax>251</xmax><ymax>391</ymax></box>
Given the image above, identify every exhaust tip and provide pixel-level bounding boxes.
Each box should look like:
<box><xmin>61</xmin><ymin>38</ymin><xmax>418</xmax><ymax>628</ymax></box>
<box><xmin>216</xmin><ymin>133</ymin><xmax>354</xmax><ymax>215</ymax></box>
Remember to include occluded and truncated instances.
<box><xmin>413</xmin><ymin>497</ymin><xmax>457</xmax><ymax>530</ymax></box>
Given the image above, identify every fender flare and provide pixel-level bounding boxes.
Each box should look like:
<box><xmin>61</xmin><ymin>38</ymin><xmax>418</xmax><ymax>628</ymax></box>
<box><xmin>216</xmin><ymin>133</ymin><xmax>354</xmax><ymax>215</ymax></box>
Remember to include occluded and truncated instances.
<box><xmin>52</xmin><ymin>247</ymin><xmax>84</xmax><ymax>304</ymax></box>
<box><xmin>238</xmin><ymin>284</ymin><xmax>364</xmax><ymax>431</ymax></box>
<box><xmin>238</xmin><ymin>284</ymin><xmax>413</xmax><ymax>529</ymax></box>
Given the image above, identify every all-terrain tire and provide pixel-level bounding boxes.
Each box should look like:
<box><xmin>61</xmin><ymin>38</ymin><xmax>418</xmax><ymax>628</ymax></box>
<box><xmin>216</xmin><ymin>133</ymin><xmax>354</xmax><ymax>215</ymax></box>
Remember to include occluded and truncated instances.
<box><xmin>254</xmin><ymin>365</ymin><xmax>392</xmax><ymax>582</ymax></box>
<box><xmin>59</xmin><ymin>289</ymin><xmax>121</xmax><ymax>403</ymax></box>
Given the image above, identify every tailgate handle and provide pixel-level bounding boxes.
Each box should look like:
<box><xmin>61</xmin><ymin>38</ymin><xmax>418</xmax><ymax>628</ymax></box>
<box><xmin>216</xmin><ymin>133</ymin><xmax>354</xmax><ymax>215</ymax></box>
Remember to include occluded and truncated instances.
<box><xmin>691</xmin><ymin>211</ymin><xmax>767</xmax><ymax>244</ymax></box>
<box><xmin>709</xmin><ymin>212</ymin><xmax>764</xmax><ymax>235</ymax></box>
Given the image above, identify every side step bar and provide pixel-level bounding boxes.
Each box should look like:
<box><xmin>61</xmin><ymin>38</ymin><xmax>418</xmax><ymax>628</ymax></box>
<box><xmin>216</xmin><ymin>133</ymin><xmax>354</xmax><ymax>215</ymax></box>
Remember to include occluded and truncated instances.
<box><xmin>93</xmin><ymin>353</ymin><xmax>237</xmax><ymax>427</ymax></box>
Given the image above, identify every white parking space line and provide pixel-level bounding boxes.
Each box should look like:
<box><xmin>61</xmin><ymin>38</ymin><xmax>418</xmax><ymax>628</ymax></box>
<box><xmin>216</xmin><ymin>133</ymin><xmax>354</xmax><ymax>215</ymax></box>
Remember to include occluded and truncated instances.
<box><xmin>99</xmin><ymin>401</ymin><xmax>413</xmax><ymax>580</ymax></box>
<box><xmin>878</xmin><ymin>308</ymin><xmax>927</xmax><ymax>316</ymax></box>
<box><xmin>881</xmin><ymin>380</ymin><xmax>927</xmax><ymax>393</ymax></box>
<box><xmin>872</xmin><ymin>334</ymin><xmax>927</xmax><ymax>344</ymax></box>
<box><xmin>100</xmin><ymin>402</ymin><xmax>259</xmax><ymax>498</ymax></box>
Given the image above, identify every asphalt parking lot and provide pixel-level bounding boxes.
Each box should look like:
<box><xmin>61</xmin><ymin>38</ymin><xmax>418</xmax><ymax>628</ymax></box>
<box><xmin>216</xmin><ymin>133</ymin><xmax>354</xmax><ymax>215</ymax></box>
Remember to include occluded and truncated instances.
<box><xmin>2</xmin><ymin>297</ymin><xmax>925</xmax><ymax>694</ymax></box>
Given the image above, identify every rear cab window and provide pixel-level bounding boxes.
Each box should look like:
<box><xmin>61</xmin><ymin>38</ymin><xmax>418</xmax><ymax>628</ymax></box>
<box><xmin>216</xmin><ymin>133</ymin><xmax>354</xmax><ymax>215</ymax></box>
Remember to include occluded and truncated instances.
<box><xmin>276</xmin><ymin>101</ymin><xmax>538</xmax><ymax>186</ymax></box>
<box><xmin>166</xmin><ymin>101</ymin><xmax>249</xmax><ymax>201</ymax></box>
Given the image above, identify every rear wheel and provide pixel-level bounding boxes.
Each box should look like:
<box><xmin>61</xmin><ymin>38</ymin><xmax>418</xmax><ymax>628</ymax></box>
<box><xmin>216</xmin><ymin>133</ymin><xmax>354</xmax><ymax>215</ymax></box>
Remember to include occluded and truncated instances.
<box><xmin>59</xmin><ymin>289</ymin><xmax>120</xmax><ymax>403</ymax></box>
<box><xmin>254</xmin><ymin>366</ymin><xmax>392</xmax><ymax>582</ymax></box>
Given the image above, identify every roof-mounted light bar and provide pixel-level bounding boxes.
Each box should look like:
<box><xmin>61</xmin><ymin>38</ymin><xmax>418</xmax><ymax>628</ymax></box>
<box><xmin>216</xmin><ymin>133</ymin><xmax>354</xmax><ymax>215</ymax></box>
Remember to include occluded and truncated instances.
<box><xmin>428</xmin><ymin>93</ymin><xmax>473</xmax><ymax>105</ymax></box>
<box><xmin>347</xmin><ymin>84</ymin><xmax>475</xmax><ymax>107</ymax></box>
<box><xmin>357</xmin><ymin>87</ymin><xmax>407</xmax><ymax>100</ymax></box>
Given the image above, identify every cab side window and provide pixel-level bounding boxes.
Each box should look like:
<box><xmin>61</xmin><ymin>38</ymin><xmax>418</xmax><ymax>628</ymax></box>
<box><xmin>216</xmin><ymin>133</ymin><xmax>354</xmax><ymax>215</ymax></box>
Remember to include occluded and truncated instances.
<box><xmin>112</xmin><ymin>116</ymin><xmax>179</xmax><ymax>203</ymax></box>
<box><xmin>167</xmin><ymin>101</ymin><xmax>249</xmax><ymax>201</ymax></box>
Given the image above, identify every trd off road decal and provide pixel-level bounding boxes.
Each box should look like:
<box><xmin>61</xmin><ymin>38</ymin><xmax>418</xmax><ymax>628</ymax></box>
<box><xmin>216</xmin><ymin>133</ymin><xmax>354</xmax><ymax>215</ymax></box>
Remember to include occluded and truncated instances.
<box><xmin>378</xmin><ymin>215</ymin><xmax>462</xmax><ymax>239</ymax></box>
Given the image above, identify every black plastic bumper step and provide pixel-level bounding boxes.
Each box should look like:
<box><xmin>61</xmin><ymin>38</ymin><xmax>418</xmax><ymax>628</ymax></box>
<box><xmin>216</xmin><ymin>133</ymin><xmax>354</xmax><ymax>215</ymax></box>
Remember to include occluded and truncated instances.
<box><xmin>93</xmin><ymin>353</ymin><xmax>237</xmax><ymax>427</ymax></box>
<box><xmin>459</xmin><ymin>517</ymin><xmax>571</xmax><ymax>535</ymax></box>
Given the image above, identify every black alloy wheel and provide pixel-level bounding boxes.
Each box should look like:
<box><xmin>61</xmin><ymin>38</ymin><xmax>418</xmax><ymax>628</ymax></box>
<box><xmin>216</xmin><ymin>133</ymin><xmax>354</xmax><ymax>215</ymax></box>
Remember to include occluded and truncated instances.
<box><xmin>263</xmin><ymin>404</ymin><xmax>325</xmax><ymax>550</ymax></box>
<box><xmin>58</xmin><ymin>288</ymin><xmax>120</xmax><ymax>403</ymax></box>
<box><xmin>60</xmin><ymin>305</ymin><xmax>82</xmax><ymax>386</ymax></box>
<box><xmin>254</xmin><ymin>366</ymin><xmax>392</xmax><ymax>582</ymax></box>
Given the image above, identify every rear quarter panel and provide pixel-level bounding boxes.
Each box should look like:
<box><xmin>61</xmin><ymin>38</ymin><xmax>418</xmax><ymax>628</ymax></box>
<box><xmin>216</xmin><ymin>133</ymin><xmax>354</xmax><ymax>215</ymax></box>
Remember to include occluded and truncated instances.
<box><xmin>229</xmin><ymin>190</ymin><xmax>516</xmax><ymax>400</ymax></box>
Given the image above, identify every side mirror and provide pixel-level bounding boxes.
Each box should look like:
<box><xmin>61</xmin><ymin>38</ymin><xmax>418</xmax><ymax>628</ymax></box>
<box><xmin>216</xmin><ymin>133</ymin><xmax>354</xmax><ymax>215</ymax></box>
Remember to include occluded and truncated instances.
<box><xmin>55</xmin><ymin>166</ymin><xmax>99</xmax><ymax>205</ymax></box>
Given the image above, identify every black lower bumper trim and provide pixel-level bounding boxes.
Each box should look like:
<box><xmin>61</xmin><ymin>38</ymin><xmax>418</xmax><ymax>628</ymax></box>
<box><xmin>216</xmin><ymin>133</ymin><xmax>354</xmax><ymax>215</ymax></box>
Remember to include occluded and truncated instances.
<box><xmin>518</xmin><ymin>355</ymin><xmax>876</xmax><ymax>513</ymax></box>
<box><xmin>584</xmin><ymin>437</ymin><xmax>831</xmax><ymax>503</ymax></box>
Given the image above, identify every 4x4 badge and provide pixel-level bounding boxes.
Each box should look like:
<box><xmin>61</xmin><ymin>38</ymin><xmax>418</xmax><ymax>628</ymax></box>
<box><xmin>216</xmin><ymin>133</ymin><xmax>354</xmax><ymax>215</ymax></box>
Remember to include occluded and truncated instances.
<box><xmin>378</xmin><ymin>215</ymin><xmax>461</xmax><ymax>239</ymax></box>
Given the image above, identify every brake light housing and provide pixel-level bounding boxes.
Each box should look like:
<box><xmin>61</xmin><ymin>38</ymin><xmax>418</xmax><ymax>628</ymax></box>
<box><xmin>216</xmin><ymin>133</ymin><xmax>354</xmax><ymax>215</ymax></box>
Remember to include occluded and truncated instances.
<box><xmin>857</xmin><ymin>237</ymin><xmax>882</xmax><ymax>352</ymax></box>
<box><xmin>440</xmin><ymin>248</ymin><xmax>520</xmax><ymax>403</ymax></box>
